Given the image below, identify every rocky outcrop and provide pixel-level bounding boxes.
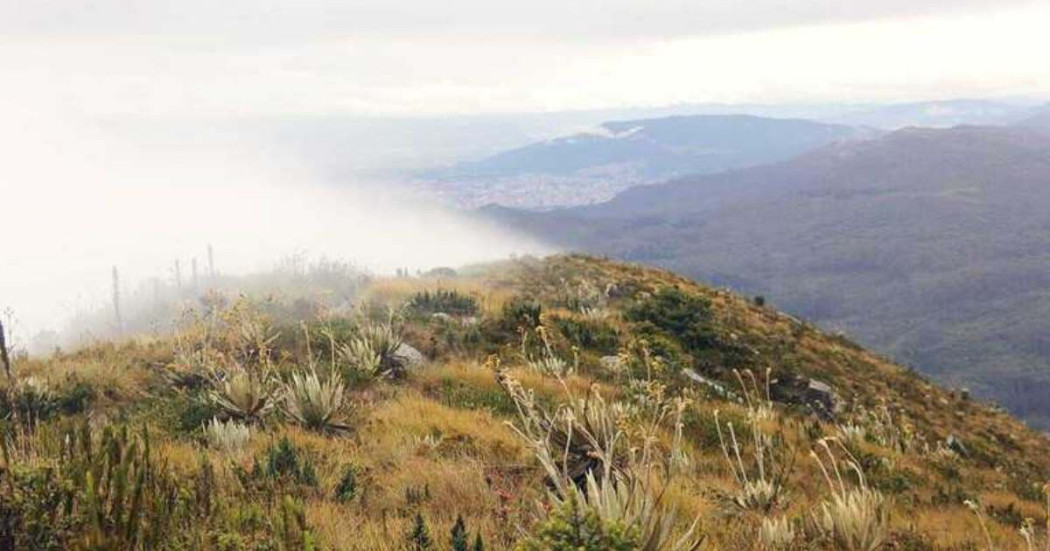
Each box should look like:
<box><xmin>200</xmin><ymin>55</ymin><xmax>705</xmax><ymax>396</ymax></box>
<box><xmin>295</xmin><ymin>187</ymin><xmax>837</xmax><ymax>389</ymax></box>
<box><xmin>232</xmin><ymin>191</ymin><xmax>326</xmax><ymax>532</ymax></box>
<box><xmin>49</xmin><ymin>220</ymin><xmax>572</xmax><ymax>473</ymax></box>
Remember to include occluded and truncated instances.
<box><xmin>769</xmin><ymin>373</ymin><xmax>841</xmax><ymax>418</ymax></box>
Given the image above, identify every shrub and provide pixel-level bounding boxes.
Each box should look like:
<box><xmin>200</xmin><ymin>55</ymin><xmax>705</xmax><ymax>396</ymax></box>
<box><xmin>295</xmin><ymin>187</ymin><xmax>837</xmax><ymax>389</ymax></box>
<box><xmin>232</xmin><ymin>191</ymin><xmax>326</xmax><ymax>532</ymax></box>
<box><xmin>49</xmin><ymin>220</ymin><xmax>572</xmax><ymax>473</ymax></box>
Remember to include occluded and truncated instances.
<box><xmin>0</xmin><ymin>421</ymin><xmax>281</xmax><ymax>549</ymax></box>
<box><xmin>0</xmin><ymin>378</ymin><xmax>55</xmax><ymax>426</ymax></box>
<box><xmin>625</xmin><ymin>287</ymin><xmax>718</xmax><ymax>356</ymax></box>
<box><xmin>334</xmin><ymin>465</ymin><xmax>358</xmax><ymax>503</ymax></box>
<box><xmin>0</xmin><ymin>377</ymin><xmax>97</xmax><ymax>428</ymax></box>
<box><xmin>237</xmin><ymin>438</ymin><xmax>318</xmax><ymax>493</ymax></box>
<box><xmin>409</xmin><ymin>290</ymin><xmax>479</xmax><ymax>317</ymax></box>
<box><xmin>518</xmin><ymin>490</ymin><xmax>639</xmax><ymax>551</ymax></box>
<box><xmin>553</xmin><ymin>317</ymin><xmax>619</xmax><ymax>354</ymax></box>
<box><xmin>502</xmin><ymin>298</ymin><xmax>542</xmax><ymax>331</ymax></box>
<box><xmin>172</xmin><ymin>394</ymin><xmax>223</xmax><ymax>433</ymax></box>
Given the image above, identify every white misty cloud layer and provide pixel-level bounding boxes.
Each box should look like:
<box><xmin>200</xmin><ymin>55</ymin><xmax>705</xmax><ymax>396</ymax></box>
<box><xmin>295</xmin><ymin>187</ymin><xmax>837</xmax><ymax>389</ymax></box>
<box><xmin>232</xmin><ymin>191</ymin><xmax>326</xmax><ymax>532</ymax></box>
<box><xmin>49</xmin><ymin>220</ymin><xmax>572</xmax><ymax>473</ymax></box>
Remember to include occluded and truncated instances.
<box><xmin>1</xmin><ymin>4</ymin><xmax>1048</xmax><ymax>119</ymax></box>
<box><xmin>0</xmin><ymin>0</ymin><xmax>1040</xmax><ymax>40</ymax></box>
<box><xmin>0</xmin><ymin>112</ymin><xmax>549</xmax><ymax>341</ymax></box>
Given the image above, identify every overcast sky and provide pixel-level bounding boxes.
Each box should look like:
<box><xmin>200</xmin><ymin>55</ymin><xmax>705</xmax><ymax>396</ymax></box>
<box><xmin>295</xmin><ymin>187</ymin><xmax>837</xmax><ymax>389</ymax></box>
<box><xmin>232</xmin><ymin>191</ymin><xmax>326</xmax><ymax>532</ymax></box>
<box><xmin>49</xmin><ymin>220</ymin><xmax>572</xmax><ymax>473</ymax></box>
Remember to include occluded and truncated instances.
<box><xmin>2</xmin><ymin>0</ymin><xmax>1050</xmax><ymax>343</ymax></box>
<box><xmin>1</xmin><ymin>0</ymin><xmax>1048</xmax><ymax>119</ymax></box>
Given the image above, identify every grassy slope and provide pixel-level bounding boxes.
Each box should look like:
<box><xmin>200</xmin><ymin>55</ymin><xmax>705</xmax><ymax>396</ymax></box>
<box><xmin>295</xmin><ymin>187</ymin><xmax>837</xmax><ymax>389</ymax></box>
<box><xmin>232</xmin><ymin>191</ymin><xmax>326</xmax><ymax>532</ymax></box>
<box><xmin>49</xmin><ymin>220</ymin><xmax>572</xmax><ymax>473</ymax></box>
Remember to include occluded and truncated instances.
<box><xmin>485</xmin><ymin>126</ymin><xmax>1050</xmax><ymax>430</ymax></box>
<box><xmin>5</xmin><ymin>254</ymin><xmax>1050</xmax><ymax>550</ymax></box>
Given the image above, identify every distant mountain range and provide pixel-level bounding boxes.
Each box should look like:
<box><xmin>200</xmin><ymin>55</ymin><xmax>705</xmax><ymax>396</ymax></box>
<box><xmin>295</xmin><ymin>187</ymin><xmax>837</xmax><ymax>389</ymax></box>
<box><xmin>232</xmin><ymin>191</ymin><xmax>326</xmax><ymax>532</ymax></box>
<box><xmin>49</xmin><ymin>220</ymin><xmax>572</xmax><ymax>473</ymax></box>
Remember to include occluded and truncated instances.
<box><xmin>486</xmin><ymin>125</ymin><xmax>1050</xmax><ymax>428</ymax></box>
<box><xmin>829</xmin><ymin>99</ymin><xmax>1039</xmax><ymax>129</ymax></box>
<box><xmin>419</xmin><ymin>115</ymin><xmax>875</xmax><ymax>209</ymax></box>
<box><xmin>1016</xmin><ymin>106</ymin><xmax>1050</xmax><ymax>133</ymax></box>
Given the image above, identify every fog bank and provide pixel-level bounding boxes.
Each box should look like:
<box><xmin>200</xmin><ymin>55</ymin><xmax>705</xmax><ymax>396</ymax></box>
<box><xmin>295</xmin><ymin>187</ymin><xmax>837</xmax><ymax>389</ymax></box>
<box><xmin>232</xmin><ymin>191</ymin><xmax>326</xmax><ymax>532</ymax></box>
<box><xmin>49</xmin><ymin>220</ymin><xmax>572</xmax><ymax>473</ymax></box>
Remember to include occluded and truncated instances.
<box><xmin>0</xmin><ymin>112</ymin><xmax>550</xmax><ymax>349</ymax></box>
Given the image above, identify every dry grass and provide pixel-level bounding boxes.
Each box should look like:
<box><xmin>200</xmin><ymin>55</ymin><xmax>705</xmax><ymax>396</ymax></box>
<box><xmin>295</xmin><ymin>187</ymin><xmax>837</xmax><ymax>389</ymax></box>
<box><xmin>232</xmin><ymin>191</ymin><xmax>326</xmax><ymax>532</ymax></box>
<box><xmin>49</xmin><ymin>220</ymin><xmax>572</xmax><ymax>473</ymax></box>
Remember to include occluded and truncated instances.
<box><xmin>5</xmin><ymin>255</ymin><xmax>1050</xmax><ymax>550</ymax></box>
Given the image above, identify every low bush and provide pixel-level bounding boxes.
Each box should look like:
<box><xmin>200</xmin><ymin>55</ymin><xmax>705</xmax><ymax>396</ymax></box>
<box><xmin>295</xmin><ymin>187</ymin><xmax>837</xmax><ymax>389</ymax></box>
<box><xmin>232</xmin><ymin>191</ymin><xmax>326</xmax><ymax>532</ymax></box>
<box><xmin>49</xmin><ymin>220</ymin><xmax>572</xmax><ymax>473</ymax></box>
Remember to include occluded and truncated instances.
<box><xmin>409</xmin><ymin>290</ymin><xmax>479</xmax><ymax>317</ymax></box>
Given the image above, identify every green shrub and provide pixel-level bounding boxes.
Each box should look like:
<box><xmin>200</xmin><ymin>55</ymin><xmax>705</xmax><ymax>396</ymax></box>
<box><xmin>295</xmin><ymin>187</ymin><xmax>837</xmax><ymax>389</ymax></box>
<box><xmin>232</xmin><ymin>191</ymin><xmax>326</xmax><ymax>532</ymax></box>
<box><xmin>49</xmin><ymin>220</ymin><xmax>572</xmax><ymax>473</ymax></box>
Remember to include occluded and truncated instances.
<box><xmin>409</xmin><ymin>290</ymin><xmax>479</xmax><ymax>317</ymax></box>
<box><xmin>0</xmin><ymin>377</ymin><xmax>96</xmax><ymax>427</ymax></box>
<box><xmin>236</xmin><ymin>438</ymin><xmax>319</xmax><ymax>496</ymax></box>
<box><xmin>263</xmin><ymin>438</ymin><xmax>318</xmax><ymax>486</ymax></box>
<box><xmin>173</xmin><ymin>393</ymin><xmax>223</xmax><ymax>434</ymax></box>
<box><xmin>0</xmin><ymin>420</ymin><xmax>294</xmax><ymax>549</ymax></box>
<box><xmin>625</xmin><ymin>287</ymin><xmax>718</xmax><ymax>356</ymax></box>
<box><xmin>552</xmin><ymin>317</ymin><xmax>619</xmax><ymax>354</ymax></box>
<box><xmin>334</xmin><ymin>466</ymin><xmax>358</xmax><ymax>503</ymax></box>
<box><xmin>501</xmin><ymin>298</ymin><xmax>542</xmax><ymax>331</ymax></box>
<box><xmin>517</xmin><ymin>492</ymin><xmax>639</xmax><ymax>551</ymax></box>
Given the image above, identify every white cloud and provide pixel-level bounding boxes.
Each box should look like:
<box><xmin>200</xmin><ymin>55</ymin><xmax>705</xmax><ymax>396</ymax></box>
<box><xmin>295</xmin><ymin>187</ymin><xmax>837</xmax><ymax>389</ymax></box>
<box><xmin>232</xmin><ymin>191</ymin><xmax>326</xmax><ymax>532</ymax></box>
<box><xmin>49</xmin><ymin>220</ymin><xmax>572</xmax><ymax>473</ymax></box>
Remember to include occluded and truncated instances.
<box><xmin>0</xmin><ymin>0</ymin><xmax>1040</xmax><ymax>40</ymax></box>
<box><xmin>1</xmin><ymin>4</ymin><xmax>1047</xmax><ymax>120</ymax></box>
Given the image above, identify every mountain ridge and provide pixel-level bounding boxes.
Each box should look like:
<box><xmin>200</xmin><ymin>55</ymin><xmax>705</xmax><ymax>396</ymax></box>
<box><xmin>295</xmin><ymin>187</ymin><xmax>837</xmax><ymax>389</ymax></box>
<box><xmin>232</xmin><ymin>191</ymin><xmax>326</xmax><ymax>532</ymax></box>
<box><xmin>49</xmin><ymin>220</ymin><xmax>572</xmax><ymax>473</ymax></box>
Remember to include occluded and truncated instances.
<box><xmin>420</xmin><ymin>114</ymin><xmax>876</xmax><ymax>209</ymax></box>
<box><xmin>483</xmin><ymin>125</ymin><xmax>1050</xmax><ymax>428</ymax></box>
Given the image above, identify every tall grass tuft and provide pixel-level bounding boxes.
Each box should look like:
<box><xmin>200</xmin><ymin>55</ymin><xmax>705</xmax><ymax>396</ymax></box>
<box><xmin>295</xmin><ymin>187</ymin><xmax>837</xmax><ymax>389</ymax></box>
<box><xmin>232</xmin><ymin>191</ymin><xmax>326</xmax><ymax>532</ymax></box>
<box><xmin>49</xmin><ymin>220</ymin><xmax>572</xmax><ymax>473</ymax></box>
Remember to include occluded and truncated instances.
<box><xmin>714</xmin><ymin>406</ymin><xmax>793</xmax><ymax>513</ymax></box>
<box><xmin>759</xmin><ymin>516</ymin><xmax>797</xmax><ymax>550</ymax></box>
<box><xmin>809</xmin><ymin>438</ymin><xmax>889</xmax><ymax>551</ymax></box>
<box><xmin>203</xmin><ymin>417</ymin><xmax>251</xmax><ymax>452</ymax></box>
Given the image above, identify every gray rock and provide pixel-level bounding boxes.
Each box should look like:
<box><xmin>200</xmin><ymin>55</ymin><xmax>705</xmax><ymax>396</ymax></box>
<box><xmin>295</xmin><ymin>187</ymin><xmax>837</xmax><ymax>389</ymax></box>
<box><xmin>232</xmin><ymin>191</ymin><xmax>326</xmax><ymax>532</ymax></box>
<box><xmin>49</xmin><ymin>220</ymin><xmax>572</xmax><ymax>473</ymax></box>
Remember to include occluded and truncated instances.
<box><xmin>681</xmin><ymin>368</ymin><xmax>733</xmax><ymax>398</ymax></box>
<box><xmin>945</xmin><ymin>434</ymin><xmax>968</xmax><ymax>456</ymax></box>
<box><xmin>599</xmin><ymin>355</ymin><xmax>623</xmax><ymax>372</ymax></box>
<box><xmin>394</xmin><ymin>343</ymin><xmax>428</xmax><ymax>370</ymax></box>
<box><xmin>769</xmin><ymin>374</ymin><xmax>840</xmax><ymax>418</ymax></box>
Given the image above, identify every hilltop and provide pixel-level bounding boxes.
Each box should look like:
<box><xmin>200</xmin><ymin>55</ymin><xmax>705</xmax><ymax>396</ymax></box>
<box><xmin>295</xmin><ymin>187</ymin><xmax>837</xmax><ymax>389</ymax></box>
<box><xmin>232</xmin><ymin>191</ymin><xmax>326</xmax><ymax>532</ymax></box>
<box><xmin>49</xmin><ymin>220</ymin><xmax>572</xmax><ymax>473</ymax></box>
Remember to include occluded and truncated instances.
<box><xmin>2</xmin><ymin>254</ymin><xmax>1050</xmax><ymax>549</ymax></box>
<box><xmin>487</xmin><ymin>126</ymin><xmax>1050</xmax><ymax>429</ymax></box>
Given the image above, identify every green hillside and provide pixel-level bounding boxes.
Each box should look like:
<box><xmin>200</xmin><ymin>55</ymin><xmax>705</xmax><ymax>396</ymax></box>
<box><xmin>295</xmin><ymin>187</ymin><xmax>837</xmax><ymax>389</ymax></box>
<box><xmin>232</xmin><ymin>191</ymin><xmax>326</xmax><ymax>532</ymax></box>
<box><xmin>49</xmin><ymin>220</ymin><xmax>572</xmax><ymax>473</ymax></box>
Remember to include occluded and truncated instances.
<box><xmin>2</xmin><ymin>255</ymin><xmax>1049</xmax><ymax>549</ymax></box>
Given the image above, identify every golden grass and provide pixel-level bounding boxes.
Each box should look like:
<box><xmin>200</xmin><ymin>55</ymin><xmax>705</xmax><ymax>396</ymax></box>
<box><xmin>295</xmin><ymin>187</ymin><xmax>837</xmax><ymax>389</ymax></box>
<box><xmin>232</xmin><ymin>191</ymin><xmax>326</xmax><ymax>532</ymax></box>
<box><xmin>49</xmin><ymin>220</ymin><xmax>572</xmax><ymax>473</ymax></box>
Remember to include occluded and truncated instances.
<box><xmin>8</xmin><ymin>255</ymin><xmax>1050</xmax><ymax>550</ymax></box>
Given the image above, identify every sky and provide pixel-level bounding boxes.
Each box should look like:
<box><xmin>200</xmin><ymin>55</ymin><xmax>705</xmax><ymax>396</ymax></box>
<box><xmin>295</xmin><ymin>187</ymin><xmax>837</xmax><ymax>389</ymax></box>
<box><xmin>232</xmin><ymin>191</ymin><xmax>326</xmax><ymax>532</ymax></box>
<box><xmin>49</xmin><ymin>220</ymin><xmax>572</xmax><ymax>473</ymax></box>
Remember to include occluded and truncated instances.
<box><xmin>0</xmin><ymin>0</ymin><xmax>1048</xmax><ymax>119</ymax></box>
<box><xmin>2</xmin><ymin>0</ymin><xmax>1049</xmax><ymax>345</ymax></box>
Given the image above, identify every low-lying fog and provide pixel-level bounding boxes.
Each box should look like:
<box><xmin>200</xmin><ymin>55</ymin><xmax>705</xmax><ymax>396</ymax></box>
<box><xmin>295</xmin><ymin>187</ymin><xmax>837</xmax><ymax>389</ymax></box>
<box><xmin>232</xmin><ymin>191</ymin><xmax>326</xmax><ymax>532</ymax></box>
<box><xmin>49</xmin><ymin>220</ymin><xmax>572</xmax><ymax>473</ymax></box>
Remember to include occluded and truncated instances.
<box><xmin>0</xmin><ymin>112</ymin><xmax>550</xmax><ymax>352</ymax></box>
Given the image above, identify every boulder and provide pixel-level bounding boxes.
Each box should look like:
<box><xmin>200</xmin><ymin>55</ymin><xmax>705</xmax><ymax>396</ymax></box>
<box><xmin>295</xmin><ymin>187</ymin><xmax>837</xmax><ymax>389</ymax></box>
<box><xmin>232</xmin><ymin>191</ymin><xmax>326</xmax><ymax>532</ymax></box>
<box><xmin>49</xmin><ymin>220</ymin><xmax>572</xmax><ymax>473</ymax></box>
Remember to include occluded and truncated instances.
<box><xmin>769</xmin><ymin>373</ymin><xmax>840</xmax><ymax>418</ymax></box>
<box><xmin>680</xmin><ymin>368</ymin><xmax>733</xmax><ymax>399</ymax></box>
<box><xmin>394</xmin><ymin>343</ymin><xmax>428</xmax><ymax>370</ymax></box>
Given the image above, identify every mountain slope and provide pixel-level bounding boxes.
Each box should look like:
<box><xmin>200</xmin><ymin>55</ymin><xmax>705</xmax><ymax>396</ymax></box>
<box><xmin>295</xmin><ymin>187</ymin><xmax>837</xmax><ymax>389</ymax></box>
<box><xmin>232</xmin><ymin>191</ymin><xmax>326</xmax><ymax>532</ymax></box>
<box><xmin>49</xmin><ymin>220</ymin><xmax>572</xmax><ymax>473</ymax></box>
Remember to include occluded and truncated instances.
<box><xmin>487</xmin><ymin>126</ymin><xmax>1050</xmax><ymax>428</ymax></box>
<box><xmin>422</xmin><ymin>114</ymin><xmax>874</xmax><ymax>209</ymax></box>
<box><xmin>1016</xmin><ymin>107</ymin><xmax>1050</xmax><ymax>133</ymax></box>
<box><xmin>6</xmin><ymin>254</ymin><xmax>1050</xmax><ymax>549</ymax></box>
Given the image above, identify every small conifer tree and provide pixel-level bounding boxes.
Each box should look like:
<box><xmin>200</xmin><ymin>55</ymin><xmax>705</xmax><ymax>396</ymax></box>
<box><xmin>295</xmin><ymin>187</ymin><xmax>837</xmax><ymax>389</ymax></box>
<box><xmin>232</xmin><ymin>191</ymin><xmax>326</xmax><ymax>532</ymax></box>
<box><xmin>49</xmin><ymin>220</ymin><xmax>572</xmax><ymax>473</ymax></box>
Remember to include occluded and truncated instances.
<box><xmin>450</xmin><ymin>515</ymin><xmax>469</xmax><ymax>551</ymax></box>
<box><xmin>407</xmin><ymin>512</ymin><xmax>433</xmax><ymax>550</ymax></box>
